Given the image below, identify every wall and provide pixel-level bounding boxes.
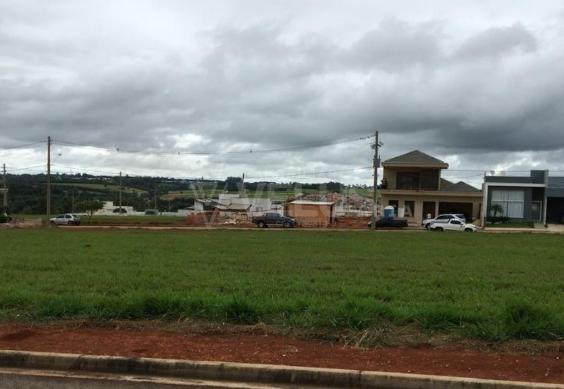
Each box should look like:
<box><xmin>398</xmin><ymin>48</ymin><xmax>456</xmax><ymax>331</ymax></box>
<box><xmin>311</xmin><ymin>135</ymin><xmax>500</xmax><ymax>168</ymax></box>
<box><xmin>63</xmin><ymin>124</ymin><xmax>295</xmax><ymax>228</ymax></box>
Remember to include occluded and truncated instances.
<box><xmin>286</xmin><ymin>203</ymin><xmax>334</xmax><ymax>227</ymax></box>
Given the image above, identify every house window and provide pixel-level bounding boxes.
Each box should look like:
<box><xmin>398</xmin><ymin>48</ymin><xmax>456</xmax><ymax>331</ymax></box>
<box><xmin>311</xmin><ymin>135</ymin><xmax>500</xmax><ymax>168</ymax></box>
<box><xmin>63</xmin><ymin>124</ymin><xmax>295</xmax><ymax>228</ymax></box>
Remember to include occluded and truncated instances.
<box><xmin>396</xmin><ymin>172</ymin><xmax>420</xmax><ymax>190</ymax></box>
<box><xmin>491</xmin><ymin>190</ymin><xmax>525</xmax><ymax>218</ymax></box>
<box><xmin>404</xmin><ymin>201</ymin><xmax>415</xmax><ymax>217</ymax></box>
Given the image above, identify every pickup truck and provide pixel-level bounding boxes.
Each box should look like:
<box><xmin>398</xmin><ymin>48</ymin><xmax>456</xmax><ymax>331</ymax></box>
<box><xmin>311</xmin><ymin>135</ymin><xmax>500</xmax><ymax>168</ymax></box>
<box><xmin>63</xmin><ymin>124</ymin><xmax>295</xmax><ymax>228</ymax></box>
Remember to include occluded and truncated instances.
<box><xmin>252</xmin><ymin>213</ymin><xmax>297</xmax><ymax>228</ymax></box>
<box><xmin>368</xmin><ymin>217</ymin><xmax>408</xmax><ymax>229</ymax></box>
<box><xmin>429</xmin><ymin>218</ymin><xmax>477</xmax><ymax>232</ymax></box>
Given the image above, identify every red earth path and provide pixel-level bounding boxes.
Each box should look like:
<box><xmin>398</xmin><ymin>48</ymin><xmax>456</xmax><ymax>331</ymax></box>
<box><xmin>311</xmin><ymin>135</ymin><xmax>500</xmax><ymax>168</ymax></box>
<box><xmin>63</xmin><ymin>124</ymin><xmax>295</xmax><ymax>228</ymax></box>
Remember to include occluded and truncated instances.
<box><xmin>0</xmin><ymin>323</ymin><xmax>562</xmax><ymax>384</ymax></box>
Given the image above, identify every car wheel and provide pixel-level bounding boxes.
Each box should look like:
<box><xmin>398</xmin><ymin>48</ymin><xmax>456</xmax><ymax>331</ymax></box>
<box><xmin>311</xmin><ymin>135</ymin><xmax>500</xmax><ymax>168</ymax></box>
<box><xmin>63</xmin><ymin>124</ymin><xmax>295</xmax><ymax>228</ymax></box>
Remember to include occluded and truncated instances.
<box><xmin>424</xmin><ymin>223</ymin><xmax>430</xmax><ymax>229</ymax></box>
<box><xmin>464</xmin><ymin>228</ymin><xmax>473</xmax><ymax>232</ymax></box>
<box><xmin>434</xmin><ymin>227</ymin><xmax>443</xmax><ymax>231</ymax></box>
<box><xmin>257</xmin><ymin>221</ymin><xmax>266</xmax><ymax>228</ymax></box>
<box><xmin>283</xmin><ymin>222</ymin><xmax>290</xmax><ymax>228</ymax></box>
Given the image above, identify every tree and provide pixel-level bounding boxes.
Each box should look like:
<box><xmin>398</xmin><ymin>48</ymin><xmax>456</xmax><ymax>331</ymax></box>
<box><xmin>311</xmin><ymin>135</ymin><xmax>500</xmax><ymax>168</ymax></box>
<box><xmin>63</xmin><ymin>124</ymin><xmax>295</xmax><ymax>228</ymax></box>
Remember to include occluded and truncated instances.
<box><xmin>78</xmin><ymin>199</ymin><xmax>103</xmax><ymax>220</ymax></box>
<box><xmin>225</xmin><ymin>176</ymin><xmax>243</xmax><ymax>192</ymax></box>
<box><xmin>489</xmin><ymin>203</ymin><xmax>503</xmax><ymax>217</ymax></box>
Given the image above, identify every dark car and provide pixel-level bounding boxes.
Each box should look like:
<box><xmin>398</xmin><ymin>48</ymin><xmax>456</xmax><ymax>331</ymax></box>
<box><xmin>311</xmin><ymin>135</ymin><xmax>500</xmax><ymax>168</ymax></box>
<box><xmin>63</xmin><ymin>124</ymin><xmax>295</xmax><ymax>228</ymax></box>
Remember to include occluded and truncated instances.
<box><xmin>252</xmin><ymin>213</ymin><xmax>297</xmax><ymax>228</ymax></box>
<box><xmin>368</xmin><ymin>217</ymin><xmax>408</xmax><ymax>229</ymax></box>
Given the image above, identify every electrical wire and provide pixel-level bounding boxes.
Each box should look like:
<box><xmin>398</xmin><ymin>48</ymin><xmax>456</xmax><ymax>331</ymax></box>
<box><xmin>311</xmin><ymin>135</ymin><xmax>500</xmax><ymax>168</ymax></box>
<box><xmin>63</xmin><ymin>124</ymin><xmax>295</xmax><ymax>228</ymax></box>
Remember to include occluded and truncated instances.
<box><xmin>5</xmin><ymin>164</ymin><xmax>46</xmax><ymax>172</ymax></box>
<box><xmin>0</xmin><ymin>140</ymin><xmax>46</xmax><ymax>151</ymax></box>
<box><xmin>246</xmin><ymin>166</ymin><xmax>373</xmax><ymax>180</ymax></box>
<box><xmin>52</xmin><ymin>134</ymin><xmax>374</xmax><ymax>156</ymax></box>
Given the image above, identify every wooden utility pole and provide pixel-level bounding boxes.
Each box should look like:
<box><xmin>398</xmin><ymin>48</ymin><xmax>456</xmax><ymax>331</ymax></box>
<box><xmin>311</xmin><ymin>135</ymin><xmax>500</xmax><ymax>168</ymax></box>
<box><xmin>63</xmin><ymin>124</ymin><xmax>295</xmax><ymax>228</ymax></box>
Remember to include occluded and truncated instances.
<box><xmin>119</xmin><ymin>171</ymin><xmax>123</xmax><ymax>213</ymax></box>
<box><xmin>2</xmin><ymin>163</ymin><xmax>7</xmax><ymax>213</ymax></box>
<box><xmin>71</xmin><ymin>187</ymin><xmax>75</xmax><ymax>213</ymax></box>
<box><xmin>46</xmin><ymin>136</ymin><xmax>52</xmax><ymax>225</ymax></box>
<box><xmin>371</xmin><ymin>131</ymin><xmax>381</xmax><ymax>230</ymax></box>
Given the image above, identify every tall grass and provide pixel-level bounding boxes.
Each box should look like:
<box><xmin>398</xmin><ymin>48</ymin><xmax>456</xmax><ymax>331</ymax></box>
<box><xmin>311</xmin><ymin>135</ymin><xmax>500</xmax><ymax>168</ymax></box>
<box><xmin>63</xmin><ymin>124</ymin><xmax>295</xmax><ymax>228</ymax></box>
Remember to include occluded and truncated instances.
<box><xmin>0</xmin><ymin>229</ymin><xmax>563</xmax><ymax>341</ymax></box>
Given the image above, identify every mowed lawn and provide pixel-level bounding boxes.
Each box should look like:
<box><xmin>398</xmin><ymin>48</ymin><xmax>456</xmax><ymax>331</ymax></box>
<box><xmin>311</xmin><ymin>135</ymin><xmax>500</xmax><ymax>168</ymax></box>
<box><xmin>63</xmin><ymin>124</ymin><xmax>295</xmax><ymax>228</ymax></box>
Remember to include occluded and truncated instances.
<box><xmin>1</xmin><ymin>229</ymin><xmax>563</xmax><ymax>341</ymax></box>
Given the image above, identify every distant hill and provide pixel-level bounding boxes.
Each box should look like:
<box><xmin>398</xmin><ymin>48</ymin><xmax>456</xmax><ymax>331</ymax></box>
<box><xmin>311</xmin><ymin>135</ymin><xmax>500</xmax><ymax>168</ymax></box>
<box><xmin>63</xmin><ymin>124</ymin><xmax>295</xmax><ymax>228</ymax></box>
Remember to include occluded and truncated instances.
<box><xmin>5</xmin><ymin>173</ymin><xmax>366</xmax><ymax>214</ymax></box>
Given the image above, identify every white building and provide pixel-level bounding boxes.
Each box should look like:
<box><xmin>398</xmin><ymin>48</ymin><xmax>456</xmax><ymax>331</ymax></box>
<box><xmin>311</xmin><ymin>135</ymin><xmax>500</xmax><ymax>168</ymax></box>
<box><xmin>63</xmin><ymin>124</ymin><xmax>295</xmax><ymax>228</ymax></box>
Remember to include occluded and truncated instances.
<box><xmin>95</xmin><ymin>201</ymin><xmax>136</xmax><ymax>215</ymax></box>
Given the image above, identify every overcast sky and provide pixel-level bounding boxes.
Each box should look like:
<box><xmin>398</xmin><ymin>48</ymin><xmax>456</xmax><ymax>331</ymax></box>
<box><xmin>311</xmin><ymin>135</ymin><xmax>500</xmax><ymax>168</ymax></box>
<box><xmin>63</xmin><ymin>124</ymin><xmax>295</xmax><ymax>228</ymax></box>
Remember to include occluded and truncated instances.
<box><xmin>1</xmin><ymin>0</ymin><xmax>564</xmax><ymax>186</ymax></box>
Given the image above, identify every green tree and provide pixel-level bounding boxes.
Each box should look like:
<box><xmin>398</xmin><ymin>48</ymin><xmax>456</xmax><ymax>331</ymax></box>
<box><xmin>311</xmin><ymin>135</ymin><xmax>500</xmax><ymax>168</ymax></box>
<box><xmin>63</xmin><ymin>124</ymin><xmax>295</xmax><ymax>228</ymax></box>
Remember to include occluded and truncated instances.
<box><xmin>78</xmin><ymin>199</ymin><xmax>103</xmax><ymax>220</ymax></box>
<box><xmin>489</xmin><ymin>203</ymin><xmax>503</xmax><ymax>217</ymax></box>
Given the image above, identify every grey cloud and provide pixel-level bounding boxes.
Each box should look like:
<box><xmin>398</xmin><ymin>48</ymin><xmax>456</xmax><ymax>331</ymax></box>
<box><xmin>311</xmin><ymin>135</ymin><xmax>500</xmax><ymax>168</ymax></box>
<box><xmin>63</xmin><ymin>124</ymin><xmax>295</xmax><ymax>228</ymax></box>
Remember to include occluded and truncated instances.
<box><xmin>1</xmin><ymin>1</ymin><xmax>564</xmax><ymax>183</ymax></box>
<box><xmin>345</xmin><ymin>19</ymin><xmax>443</xmax><ymax>71</ymax></box>
<box><xmin>454</xmin><ymin>23</ymin><xmax>538</xmax><ymax>60</ymax></box>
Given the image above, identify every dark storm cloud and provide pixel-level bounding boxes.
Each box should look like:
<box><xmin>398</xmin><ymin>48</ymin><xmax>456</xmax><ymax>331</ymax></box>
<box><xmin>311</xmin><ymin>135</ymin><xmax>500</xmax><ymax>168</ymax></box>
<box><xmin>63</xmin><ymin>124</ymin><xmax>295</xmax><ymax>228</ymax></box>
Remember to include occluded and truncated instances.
<box><xmin>1</xmin><ymin>0</ymin><xmax>564</xmax><ymax>181</ymax></box>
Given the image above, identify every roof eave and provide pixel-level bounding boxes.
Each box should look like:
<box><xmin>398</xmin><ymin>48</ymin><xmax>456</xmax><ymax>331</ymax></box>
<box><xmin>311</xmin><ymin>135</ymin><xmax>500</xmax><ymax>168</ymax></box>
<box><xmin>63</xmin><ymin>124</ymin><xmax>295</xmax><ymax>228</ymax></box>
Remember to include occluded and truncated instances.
<box><xmin>382</xmin><ymin>163</ymin><xmax>449</xmax><ymax>169</ymax></box>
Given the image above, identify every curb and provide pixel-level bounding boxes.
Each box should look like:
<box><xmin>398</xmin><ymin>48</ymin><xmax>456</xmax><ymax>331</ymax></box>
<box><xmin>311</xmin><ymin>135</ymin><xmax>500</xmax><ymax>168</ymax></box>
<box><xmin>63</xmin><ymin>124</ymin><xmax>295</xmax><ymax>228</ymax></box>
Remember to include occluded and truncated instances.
<box><xmin>0</xmin><ymin>350</ymin><xmax>562</xmax><ymax>389</ymax></box>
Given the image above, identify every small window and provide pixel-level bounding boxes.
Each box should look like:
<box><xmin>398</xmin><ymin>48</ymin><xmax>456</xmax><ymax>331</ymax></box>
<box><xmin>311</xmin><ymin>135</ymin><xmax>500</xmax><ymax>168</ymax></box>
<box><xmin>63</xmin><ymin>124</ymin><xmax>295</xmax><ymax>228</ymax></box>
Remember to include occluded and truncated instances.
<box><xmin>57</xmin><ymin>215</ymin><xmax>64</xmax><ymax>218</ymax></box>
<box><xmin>404</xmin><ymin>201</ymin><xmax>415</xmax><ymax>217</ymax></box>
<box><xmin>450</xmin><ymin>219</ymin><xmax>462</xmax><ymax>225</ymax></box>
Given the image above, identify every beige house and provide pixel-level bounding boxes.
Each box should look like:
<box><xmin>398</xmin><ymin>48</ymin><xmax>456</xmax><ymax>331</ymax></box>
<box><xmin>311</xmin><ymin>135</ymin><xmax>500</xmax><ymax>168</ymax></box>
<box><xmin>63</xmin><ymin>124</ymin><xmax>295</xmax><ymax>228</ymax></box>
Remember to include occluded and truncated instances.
<box><xmin>380</xmin><ymin>150</ymin><xmax>482</xmax><ymax>225</ymax></box>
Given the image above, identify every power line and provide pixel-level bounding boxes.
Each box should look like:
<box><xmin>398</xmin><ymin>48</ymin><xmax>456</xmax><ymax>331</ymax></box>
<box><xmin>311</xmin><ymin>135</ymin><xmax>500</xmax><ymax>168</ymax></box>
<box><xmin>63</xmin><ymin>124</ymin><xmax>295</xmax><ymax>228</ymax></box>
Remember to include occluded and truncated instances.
<box><xmin>51</xmin><ymin>134</ymin><xmax>374</xmax><ymax>156</ymax></box>
<box><xmin>0</xmin><ymin>140</ymin><xmax>46</xmax><ymax>151</ymax></box>
<box><xmin>246</xmin><ymin>166</ymin><xmax>372</xmax><ymax>180</ymax></box>
<box><xmin>4</xmin><ymin>164</ymin><xmax>46</xmax><ymax>172</ymax></box>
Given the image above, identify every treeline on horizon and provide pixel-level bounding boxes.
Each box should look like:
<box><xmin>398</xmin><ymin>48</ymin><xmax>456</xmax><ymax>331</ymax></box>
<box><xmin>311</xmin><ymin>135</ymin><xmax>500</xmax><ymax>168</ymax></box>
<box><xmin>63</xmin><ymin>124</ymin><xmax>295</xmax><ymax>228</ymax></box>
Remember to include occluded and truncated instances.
<box><xmin>4</xmin><ymin>173</ymin><xmax>367</xmax><ymax>214</ymax></box>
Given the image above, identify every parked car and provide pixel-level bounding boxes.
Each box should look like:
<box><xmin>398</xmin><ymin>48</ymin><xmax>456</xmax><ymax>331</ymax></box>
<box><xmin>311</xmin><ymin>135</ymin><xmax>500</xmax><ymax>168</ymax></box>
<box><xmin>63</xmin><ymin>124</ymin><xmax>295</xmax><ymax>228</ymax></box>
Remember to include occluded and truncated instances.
<box><xmin>252</xmin><ymin>213</ymin><xmax>296</xmax><ymax>228</ymax></box>
<box><xmin>429</xmin><ymin>218</ymin><xmax>477</xmax><ymax>232</ymax></box>
<box><xmin>422</xmin><ymin>213</ymin><xmax>466</xmax><ymax>229</ymax></box>
<box><xmin>368</xmin><ymin>218</ymin><xmax>408</xmax><ymax>229</ymax></box>
<box><xmin>49</xmin><ymin>214</ymin><xmax>81</xmax><ymax>226</ymax></box>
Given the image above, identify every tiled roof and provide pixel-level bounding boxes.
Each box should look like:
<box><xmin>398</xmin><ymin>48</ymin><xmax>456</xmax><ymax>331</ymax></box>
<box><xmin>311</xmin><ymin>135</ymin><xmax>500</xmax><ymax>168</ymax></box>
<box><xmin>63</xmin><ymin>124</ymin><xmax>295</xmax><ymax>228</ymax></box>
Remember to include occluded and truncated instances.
<box><xmin>383</xmin><ymin>150</ymin><xmax>448</xmax><ymax>167</ymax></box>
<box><xmin>440</xmin><ymin>178</ymin><xmax>480</xmax><ymax>192</ymax></box>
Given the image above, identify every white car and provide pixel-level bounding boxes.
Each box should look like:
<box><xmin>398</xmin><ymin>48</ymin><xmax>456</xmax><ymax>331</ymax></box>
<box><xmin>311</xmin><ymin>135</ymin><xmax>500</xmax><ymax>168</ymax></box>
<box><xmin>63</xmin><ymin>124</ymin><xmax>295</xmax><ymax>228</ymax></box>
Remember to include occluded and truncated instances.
<box><xmin>429</xmin><ymin>218</ymin><xmax>477</xmax><ymax>232</ymax></box>
<box><xmin>49</xmin><ymin>214</ymin><xmax>81</xmax><ymax>226</ymax></box>
<box><xmin>422</xmin><ymin>213</ymin><xmax>465</xmax><ymax>229</ymax></box>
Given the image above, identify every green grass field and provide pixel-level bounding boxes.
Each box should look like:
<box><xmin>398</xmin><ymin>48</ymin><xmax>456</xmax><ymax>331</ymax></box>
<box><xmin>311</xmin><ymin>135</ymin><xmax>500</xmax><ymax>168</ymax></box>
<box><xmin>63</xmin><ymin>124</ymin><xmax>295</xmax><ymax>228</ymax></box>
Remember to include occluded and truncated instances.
<box><xmin>0</xmin><ymin>230</ymin><xmax>563</xmax><ymax>341</ymax></box>
<box><xmin>53</xmin><ymin>182</ymin><xmax>147</xmax><ymax>194</ymax></box>
<box><xmin>82</xmin><ymin>215</ymin><xmax>186</xmax><ymax>226</ymax></box>
<box><xmin>12</xmin><ymin>215</ymin><xmax>187</xmax><ymax>226</ymax></box>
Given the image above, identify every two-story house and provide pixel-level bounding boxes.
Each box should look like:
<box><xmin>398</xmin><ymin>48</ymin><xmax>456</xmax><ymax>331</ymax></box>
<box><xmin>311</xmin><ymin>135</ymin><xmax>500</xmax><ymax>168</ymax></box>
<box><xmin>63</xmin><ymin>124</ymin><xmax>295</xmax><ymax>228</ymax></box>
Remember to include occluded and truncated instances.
<box><xmin>380</xmin><ymin>150</ymin><xmax>482</xmax><ymax>224</ymax></box>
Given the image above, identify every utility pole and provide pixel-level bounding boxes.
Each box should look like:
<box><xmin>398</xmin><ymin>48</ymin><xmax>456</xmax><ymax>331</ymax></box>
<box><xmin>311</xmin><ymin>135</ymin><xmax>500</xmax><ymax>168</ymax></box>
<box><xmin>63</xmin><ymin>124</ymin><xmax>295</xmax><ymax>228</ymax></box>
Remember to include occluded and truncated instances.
<box><xmin>119</xmin><ymin>171</ymin><xmax>123</xmax><ymax>213</ymax></box>
<box><xmin>71</xmin><ymin>187</ymin><xmax>75</xmax><ymax>213</ymax></box>
<box><xmin>46</xmin><ymin>136</ymin><xmax>52</xmax><ymax>225</ymax></box>
<box><xmin>371</xmin><ymin>131</ymin><xmax>382</xmax><ymax>230</ymax></box>
<box><xmin>2</xmin><ymin>163</ymin><xmax>7</xmax><ymax>214</ymax></box>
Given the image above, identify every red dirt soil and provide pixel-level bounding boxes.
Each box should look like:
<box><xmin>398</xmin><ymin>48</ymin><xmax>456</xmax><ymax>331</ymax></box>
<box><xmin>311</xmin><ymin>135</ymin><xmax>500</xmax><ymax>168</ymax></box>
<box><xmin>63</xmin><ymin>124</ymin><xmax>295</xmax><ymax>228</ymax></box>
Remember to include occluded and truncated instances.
<box><xmin>0</xmin><ymin>324</ymin><xmax>562</xmax><ymax>384</ymax></box>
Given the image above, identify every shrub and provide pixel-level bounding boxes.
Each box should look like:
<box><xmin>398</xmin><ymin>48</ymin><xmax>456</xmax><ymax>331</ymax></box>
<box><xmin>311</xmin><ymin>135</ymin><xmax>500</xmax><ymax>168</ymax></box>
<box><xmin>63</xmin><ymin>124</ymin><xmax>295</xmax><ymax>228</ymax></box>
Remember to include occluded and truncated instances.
<box><xmin>502</xmin><ymin>301</ymin><xmax>563</xmax><ymax>340</ymax></box>
<box><xmin>224</xmin><ymin>300</ymin><xmax>259</xmax><ymax>324</ymax></box>
<box><xmin>486</xmin><ymin>216</ymin><xmax>510</xmax><ymax>224</ymax></box>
